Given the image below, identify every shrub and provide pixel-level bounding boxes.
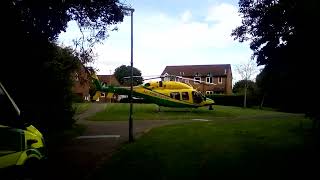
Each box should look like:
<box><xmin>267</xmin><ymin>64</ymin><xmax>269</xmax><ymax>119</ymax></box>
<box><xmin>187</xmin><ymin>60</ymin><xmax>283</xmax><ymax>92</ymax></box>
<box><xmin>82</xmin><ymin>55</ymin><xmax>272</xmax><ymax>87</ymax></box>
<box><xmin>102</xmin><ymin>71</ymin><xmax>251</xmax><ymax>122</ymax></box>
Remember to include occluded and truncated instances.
<box><xmin>207</xmin><ymin>94</ymin><xmax>259</xmax><ymax>107</ymax></box>
<box><xmin>72</xmin><ymin>93</ymin><xmax>85</xmax><ymax>103</ymax></box>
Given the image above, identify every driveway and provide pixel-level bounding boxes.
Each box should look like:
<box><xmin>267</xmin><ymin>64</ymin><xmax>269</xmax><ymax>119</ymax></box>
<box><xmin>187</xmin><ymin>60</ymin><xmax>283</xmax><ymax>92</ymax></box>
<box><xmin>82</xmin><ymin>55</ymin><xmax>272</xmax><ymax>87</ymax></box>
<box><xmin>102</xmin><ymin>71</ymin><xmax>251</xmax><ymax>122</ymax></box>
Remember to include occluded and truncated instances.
<box><xmin>47</xmin><ymin>103</ymin><xmax>187</xmax><ymax>180</ymax></box>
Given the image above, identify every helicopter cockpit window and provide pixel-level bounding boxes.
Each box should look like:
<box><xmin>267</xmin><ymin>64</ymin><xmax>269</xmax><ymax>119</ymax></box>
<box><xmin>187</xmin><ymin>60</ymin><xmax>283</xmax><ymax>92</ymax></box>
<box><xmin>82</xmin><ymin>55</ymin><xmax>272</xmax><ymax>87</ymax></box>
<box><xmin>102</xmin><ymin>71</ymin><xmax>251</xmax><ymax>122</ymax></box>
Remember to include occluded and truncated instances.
<box><xmin>170</xmin><ymin>92</ymin><xmax>180</xmax><ymax>100</ymax></box>
<box><xmin>182</xmin><ymin>92</ymin><xmax>189</xmax><ymax>100</ymax></box>
<box><xmin>192</xmin><ymin>91</ymin><xmax>202</xmax><ymax>104</ymax></box>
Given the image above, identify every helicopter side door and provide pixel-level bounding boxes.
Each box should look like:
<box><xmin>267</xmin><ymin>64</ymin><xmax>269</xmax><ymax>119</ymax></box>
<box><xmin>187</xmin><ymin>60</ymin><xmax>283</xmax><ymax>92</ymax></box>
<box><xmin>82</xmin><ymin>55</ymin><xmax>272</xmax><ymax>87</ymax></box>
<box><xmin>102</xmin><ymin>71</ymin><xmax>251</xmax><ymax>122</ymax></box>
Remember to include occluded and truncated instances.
<box><xmin>169</xmin><ymin>91</ymin><xmax>192</xmax><ymax>103</ymax></box>
<box><xmin>192</xmin><ymin>91</ymin><xmax>203</xmax><ymax>104</ymax></box>
<box><xmin>181</xmin><ymin>91</ymin><xmax>191</xmax><ymax>103</ymax></box>
<box><xmin>169</xmin><ymin>92</ymin><xmax>180</xmax><ymax>100</ymax></box>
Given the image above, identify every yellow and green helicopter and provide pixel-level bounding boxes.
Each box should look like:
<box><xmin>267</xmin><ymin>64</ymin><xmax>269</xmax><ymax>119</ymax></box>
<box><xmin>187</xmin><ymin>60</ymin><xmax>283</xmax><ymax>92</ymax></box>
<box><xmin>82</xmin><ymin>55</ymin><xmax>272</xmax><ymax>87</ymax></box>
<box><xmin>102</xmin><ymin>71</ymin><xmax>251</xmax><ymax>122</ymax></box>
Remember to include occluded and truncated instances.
<box><xmin>92</xmin><ymin>74</ymin><xmax>215</xmax><ymax>110</ymax></box>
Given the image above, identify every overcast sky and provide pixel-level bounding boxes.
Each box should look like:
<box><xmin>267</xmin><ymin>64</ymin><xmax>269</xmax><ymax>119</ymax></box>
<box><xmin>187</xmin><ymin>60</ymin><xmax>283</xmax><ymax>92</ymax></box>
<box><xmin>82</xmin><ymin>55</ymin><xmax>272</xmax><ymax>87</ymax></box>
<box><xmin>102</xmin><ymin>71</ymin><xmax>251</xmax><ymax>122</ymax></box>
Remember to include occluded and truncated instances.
<box><xmin>58</xmin><ymin>0</ymin><xmax>256</xmax><ymax>82</ymax></box>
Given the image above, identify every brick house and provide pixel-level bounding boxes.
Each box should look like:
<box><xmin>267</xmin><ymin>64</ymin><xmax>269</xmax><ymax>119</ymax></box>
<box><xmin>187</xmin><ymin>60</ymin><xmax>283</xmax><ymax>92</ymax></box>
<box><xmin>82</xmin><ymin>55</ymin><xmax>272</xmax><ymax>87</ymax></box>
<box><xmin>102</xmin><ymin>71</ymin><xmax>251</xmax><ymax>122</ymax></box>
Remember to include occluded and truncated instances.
<box><xmin>72</xmin><ymin>65</ymin><xmax>90</xmax><ymax>101</ymax></box>
<box><xmin>161</xmin><ymin>64</ymin><xmax>232</xmax><ymax>95</ymax></box>
<box><xmin>96</xmin><ymin>75</ymin><xmax>121</xmax><ymax>102</ymax></box>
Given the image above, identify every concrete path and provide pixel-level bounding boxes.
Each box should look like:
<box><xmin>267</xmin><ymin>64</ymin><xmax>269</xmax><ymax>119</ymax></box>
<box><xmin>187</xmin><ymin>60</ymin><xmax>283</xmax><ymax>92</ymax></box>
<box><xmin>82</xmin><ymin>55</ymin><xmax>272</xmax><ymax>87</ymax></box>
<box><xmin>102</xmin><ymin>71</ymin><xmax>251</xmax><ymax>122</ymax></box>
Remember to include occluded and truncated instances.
<box><xmin>48</xmin><ymin>103</ymin><xmax>189</xmax><ymax>180</ymax></box>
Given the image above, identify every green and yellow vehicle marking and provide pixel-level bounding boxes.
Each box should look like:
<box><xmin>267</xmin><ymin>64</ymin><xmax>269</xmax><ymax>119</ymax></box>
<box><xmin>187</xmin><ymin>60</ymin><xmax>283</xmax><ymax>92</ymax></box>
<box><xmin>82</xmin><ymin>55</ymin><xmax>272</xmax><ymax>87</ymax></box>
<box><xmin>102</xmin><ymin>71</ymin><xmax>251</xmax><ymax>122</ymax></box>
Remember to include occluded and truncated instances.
<box><xmin>0</xmin><ymin>125</ymin><xmax>45</xmax><ymax>168</ymax></box>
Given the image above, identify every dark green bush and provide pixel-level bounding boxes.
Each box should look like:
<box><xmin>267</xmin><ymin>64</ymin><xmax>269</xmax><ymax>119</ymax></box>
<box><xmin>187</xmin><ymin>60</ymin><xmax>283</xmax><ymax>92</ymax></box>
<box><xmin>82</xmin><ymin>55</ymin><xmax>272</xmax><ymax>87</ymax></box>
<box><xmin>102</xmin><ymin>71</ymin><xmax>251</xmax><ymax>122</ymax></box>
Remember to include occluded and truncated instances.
<box><xmin>72</xmin><ymin>93</ymin><xmax>85</xmax><ymax>103</ymax></box>
<box><xmin>206</xmin><ymin>94</ymin><xmax>259</xmax><ymax>107</ymax></box>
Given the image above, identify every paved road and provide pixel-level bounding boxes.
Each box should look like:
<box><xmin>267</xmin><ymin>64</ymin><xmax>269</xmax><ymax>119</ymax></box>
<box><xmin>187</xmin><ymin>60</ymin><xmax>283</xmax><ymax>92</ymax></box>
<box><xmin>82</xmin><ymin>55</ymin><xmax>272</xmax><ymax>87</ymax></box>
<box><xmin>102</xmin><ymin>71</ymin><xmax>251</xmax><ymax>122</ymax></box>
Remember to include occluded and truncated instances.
<box><xmin>48</xmin><ymin>103</ymin><xmax>188</xmax><ymax>180</ymax></box>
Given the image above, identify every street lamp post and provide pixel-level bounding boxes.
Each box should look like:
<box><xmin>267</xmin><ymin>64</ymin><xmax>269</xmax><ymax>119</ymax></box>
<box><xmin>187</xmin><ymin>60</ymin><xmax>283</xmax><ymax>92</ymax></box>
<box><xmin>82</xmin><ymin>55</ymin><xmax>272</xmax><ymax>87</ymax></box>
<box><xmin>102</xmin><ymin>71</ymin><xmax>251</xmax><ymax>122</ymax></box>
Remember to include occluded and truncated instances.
<box><xmin>122</xmin><ymin>7</ymin><xmax>135</xmax><ymax>142</ymax></box>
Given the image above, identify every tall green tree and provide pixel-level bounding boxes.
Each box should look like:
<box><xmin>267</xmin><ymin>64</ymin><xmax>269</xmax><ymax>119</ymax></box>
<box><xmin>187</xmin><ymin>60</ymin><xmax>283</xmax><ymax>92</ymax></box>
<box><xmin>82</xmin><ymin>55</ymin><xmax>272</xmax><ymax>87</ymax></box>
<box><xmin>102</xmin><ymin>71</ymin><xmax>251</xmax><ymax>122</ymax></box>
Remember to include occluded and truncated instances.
<box><xmin>114</xmin><ymin>65</ymin><xmax>144</xmax><ymax>86</ymax></box>
<box><xmin>232</xmin><ymin>0</ymin><xmax>320</xmax><ymax>123</ymax></box>
<box><xmin>1</xmin><ymin>0</ymin><xmax>128</xmax><ymax>134</ymax></box>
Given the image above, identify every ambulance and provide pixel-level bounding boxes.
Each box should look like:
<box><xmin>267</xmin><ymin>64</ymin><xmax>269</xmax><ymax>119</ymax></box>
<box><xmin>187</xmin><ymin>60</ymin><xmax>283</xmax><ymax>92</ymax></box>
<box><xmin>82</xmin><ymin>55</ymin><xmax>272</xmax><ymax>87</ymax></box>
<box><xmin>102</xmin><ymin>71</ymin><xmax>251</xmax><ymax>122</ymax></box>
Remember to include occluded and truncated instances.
<box><xmin>0</xmin><ymin>82</ymin><xmax>46</xmax><ymax>179</ymax></box>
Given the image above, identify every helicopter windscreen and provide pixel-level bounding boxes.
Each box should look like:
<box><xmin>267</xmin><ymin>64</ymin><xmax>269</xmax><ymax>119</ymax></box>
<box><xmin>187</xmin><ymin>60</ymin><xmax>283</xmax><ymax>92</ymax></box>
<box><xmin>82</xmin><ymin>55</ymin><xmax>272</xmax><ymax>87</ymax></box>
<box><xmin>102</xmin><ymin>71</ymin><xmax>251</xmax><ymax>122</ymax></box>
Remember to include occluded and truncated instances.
<box><xmin>192</xmin><ymin>91</ymin><xmax>203</xmax><ymax>104</ymax></box>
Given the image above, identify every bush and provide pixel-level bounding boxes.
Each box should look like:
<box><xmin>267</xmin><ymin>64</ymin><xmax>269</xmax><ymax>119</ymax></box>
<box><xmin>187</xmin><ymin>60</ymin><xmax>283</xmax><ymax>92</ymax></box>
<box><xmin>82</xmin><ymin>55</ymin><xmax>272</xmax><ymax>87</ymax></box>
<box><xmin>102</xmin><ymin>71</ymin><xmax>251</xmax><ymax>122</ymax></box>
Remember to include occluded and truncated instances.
<box><xmin>0</xmin><ymin>44</ymin><xmax>80</xmax><ymax>136</ymax></box>
<box><xmin>72</xmin><ymin>93</ymin><xmax>85</xmax><ymax>103</ymax></box>
<box><xmin>206</xmin><ymin>94</ymin><xmax>259</xmax><ymax>107</ymax></box>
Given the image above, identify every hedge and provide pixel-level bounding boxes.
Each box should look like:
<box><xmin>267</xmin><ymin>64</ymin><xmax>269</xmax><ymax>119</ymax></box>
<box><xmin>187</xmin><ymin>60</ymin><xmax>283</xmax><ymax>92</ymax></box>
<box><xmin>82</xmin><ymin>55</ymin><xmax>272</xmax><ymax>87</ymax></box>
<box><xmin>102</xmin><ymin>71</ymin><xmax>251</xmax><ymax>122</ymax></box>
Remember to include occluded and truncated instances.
<box><xmin>206</xmin><ymin>94</ymin><xmax>259</xmax><ymax>107</ymax></box>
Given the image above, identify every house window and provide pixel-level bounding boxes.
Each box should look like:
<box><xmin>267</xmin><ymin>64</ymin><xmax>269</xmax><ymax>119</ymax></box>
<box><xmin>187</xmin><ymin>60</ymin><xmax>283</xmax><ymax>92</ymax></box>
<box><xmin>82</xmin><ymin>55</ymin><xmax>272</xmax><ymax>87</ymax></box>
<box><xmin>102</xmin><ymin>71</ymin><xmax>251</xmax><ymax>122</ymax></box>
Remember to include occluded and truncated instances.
<box><xmin>163</xmin><ymin>73</ymin><xmax>170</xmax><ymax>81</ymax></box>
<box><xmin>170</xmin><ymin>92</ymin><xmax>180</xmax><ymax>100</ymax></box>
<box><xmin>218</xmin><ymin>77</ymin><xmax>222</xmax><ymax>84</ymax></box>
<box><xmin>194</xmin><ymin>77</ymin><xmax>201</xmax><ymax>84</ymax></box>
<box><xmin>101</xmin><ymin>93</ymin><xmax>105</xmax><ymax>97</ymax></box>
<box><xmin>181</xmin><ymin>92</ymin><xmax>189</xmax><ymax>100</ymax></box>
<box><xmin>206</xmin><ymin>77</ymin><xmax>213</xmax><ymax>84</ymax></box>
<box><xmin>206</xmin><ymin>91</ymin><xmax>213</xmax><ymax>95</ymax></box>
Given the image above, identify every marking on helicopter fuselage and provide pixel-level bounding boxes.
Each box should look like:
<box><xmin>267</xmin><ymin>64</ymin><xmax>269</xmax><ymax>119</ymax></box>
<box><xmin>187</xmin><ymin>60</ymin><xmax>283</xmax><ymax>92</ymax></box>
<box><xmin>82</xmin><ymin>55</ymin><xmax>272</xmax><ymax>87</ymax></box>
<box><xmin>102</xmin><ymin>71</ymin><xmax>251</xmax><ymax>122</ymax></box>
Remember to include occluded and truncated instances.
<box><xmin>192</xmin><ymin>119</ymin><xmax>211</xmax><ymax>122</ymax></box>
<box><xmin>141</xmin><ymin>88</ymin><xmax>195</xmax><ymax>106</ymax></box>
<box><xmin>142</xmin><ymin>89</ymin><xmax>170</xmax><ymax>99</ymax></box>
<box><xmin>76</xmin><ymin>135</ymin><xmax>120</xmax><ymax>139</ymax></box>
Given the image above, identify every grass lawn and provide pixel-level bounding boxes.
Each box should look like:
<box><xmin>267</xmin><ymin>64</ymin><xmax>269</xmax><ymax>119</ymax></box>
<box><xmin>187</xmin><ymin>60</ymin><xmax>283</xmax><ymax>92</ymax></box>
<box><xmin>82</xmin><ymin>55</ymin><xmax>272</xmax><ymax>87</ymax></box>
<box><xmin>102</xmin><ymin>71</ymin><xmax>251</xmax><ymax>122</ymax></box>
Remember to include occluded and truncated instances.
<box><xmin>88</xmin><ymin>103</ymin><xmax>288</xmax><ymax>121</ymax></box>
<box><xmin>91</xmin><ymin>105</ymin><xmax>319</xmax><ymax>179</ymax></box>
<box><xmin>73</xmin><ymin>103</ymin><xmax>91</xmax><ymax>114</ymax></box>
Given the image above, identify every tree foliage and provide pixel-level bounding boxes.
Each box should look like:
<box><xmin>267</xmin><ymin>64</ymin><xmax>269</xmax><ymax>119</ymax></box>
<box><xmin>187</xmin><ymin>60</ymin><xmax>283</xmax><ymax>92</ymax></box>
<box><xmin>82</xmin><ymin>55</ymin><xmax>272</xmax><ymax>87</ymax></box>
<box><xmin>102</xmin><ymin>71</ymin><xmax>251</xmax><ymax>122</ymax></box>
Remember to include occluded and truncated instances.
<box><xmin>5</xmin><ymin>0</ymin><xmax>126</xmax><ymax>41</ymax></box>
<box><xmin>232</xmin><ymin>0</ymin><xmax>320</xmax><ymax>117</ymax></box>
<box><xmin>114</xmin><ymin>65</ymin><xmax>144</xmax><ymax>86</ymax></box>
<box><xmin>1</xmin><ymin>0</ymin><xmax>127</xmax><ymax>134</ymax></box>
<box><xmin>233</xmin><ymin>80</ymin><xmax>256</xmax><ymax>95</ymax></box>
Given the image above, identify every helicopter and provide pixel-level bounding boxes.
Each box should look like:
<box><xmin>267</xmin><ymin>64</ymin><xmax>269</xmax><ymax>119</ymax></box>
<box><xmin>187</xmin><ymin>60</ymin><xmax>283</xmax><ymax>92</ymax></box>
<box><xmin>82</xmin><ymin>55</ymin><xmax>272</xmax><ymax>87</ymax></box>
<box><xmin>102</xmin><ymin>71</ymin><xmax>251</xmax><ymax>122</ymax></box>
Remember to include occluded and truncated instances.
<box><xmin>91</xmin><ymin>74</ymin><xmax>215</xmax><ymax>110</ymax></box>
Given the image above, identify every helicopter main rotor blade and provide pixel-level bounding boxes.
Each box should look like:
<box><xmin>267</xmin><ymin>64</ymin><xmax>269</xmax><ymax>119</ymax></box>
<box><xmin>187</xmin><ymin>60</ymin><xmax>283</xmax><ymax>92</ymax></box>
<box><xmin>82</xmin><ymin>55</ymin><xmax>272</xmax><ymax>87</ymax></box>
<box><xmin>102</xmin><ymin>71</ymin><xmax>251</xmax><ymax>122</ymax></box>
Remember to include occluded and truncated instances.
<box><xmin>143</xmin><ymin>76</ymin><xmax>164</xmax><ymax>80</ymax></box>
<box><xmin>122</xmin><ymin>74</ymin><xmax>216</xmax><ymax>85</ymax></box>
<box><xmin>123</xmin><ymin>76</ymin><xmax>145</xmax><ymax>79</ymax></box>
<box><xmin>174</xmin><ymin>75</ymin><xmax>217</xmax><ymax>85</ymax></box>
<box><xmin>123</xmin><ymin>75</ymin><xmax>165</xmax><ymax>80</ymax></box>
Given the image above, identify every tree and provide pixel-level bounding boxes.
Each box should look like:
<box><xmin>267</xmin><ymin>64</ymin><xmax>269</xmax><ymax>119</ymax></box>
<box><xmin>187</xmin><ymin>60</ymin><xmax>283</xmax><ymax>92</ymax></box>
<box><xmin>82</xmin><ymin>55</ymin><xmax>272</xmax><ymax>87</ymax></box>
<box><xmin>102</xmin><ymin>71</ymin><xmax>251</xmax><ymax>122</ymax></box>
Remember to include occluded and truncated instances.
<box><xmin>232</xmin><ymin>0</ymin><xmax>320</xmax><ymax>128</ymax></box>
<box><xmin>235</xmin><ymin>59</ymin><xmax>259</xmax><ymax>108</ymax></box>
<box><xmin>43</xmin><ymin>45</ymin><xmax>81</xmax><ymax>130</ymax></box>
<box><xmin>233</xmin><ymin>80</ymin><xmax>256</xmax><ymax>95</ymax></box>
<box><xmin>114</xmin><ymin>65</ymin><xmax>144</xmax><ymax>86</ymax></box>
<box><xmin>1</xmin><ymin>0</ymin><xmax>128</xmax><ymax>135</ymax></box>
<box><xmin>255</xmin><ymin>69</ymin><xmax>268</xmax><ymax>109</ymax></box>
